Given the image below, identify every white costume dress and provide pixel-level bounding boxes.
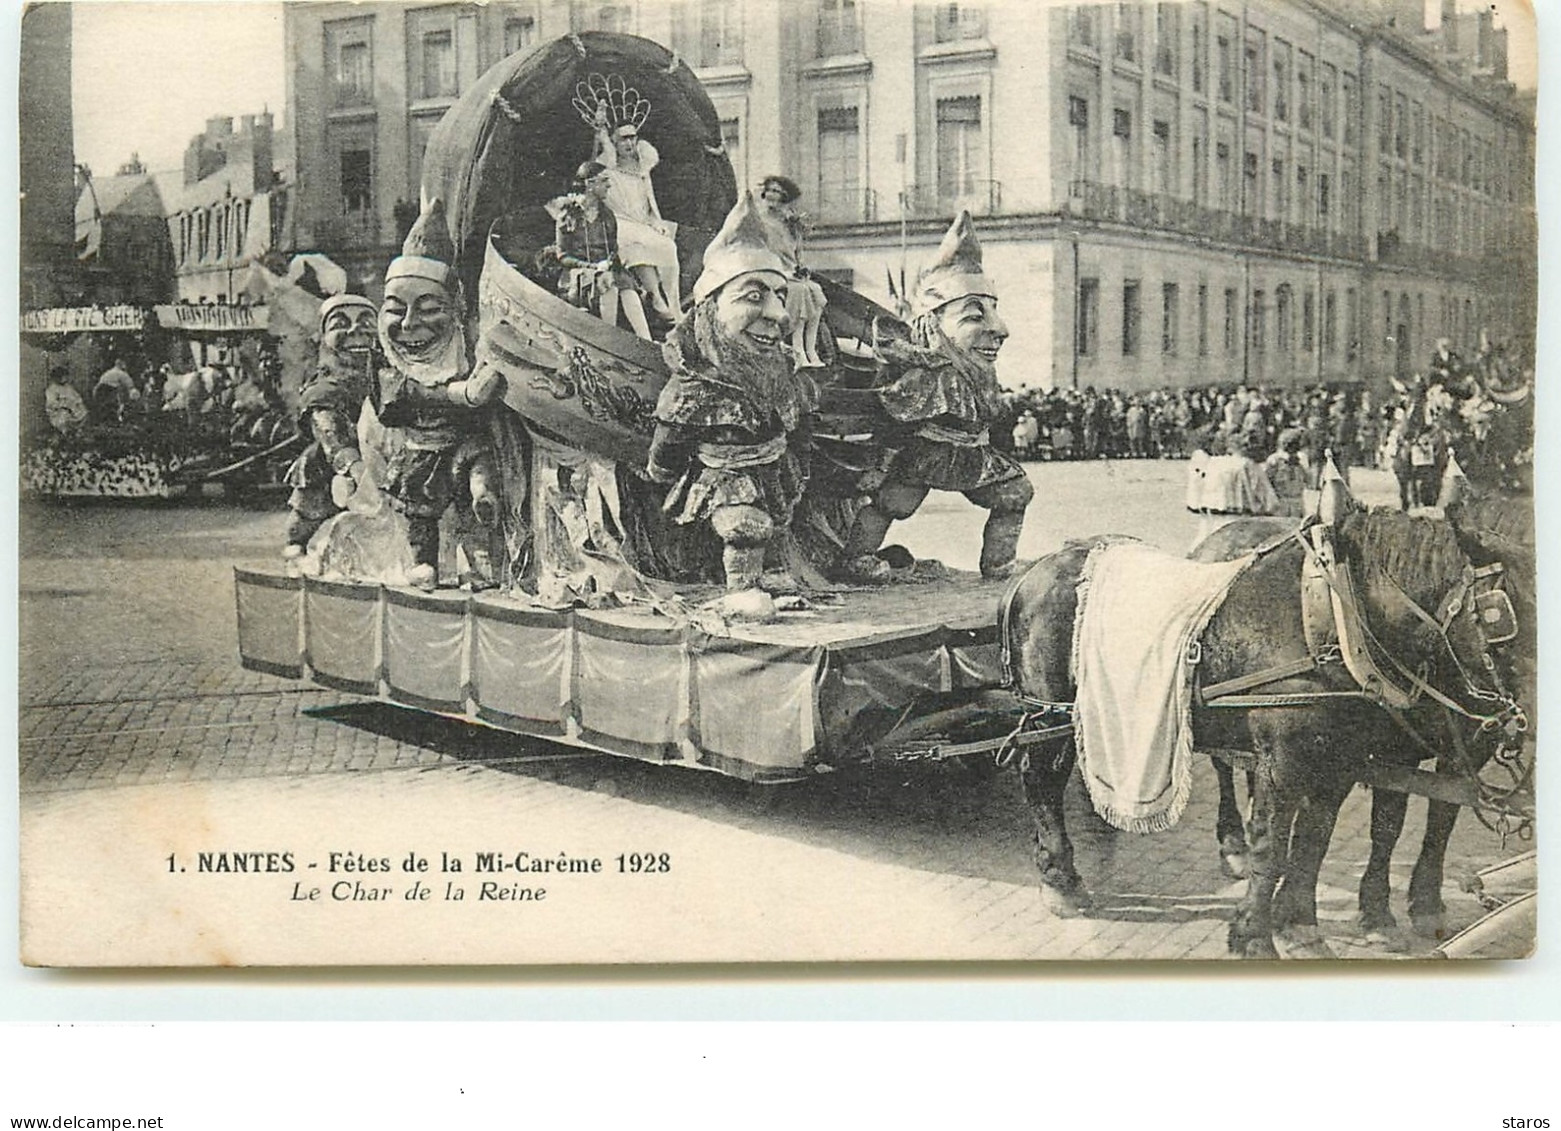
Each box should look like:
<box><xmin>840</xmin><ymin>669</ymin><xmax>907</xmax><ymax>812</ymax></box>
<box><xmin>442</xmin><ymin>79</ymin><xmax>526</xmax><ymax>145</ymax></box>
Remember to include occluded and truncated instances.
<box><xmin>597</xmin><ymin>138</ymin><xmax>681</xmax><ymax>304</ymax></box>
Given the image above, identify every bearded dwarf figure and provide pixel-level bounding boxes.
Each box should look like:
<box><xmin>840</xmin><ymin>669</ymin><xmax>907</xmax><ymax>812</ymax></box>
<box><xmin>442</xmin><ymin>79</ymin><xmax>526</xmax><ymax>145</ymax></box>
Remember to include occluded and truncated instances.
<box><xmin>646</xmin><ymin>193</ymin><xmax>817</xmax><ymax>621</ymax></box>
<box><xmin>282</xmin><ymin>293</ymin><xmax>379</xmax><ymax>562</ymax></box>
<box><xmin>840</xmin><ymin>210</ymin><xmax>1033</xmax><ymax>581</ymax></box>
<box><xmin>376</xmin><ymin>199</ymin><xmax>506</xmax><ymax>592</ymax></box>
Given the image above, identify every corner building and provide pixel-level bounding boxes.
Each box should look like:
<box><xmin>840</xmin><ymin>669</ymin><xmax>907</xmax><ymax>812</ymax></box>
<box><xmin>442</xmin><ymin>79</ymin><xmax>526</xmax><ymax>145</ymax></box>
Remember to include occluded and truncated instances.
<box><xmin>283</xmin><ymin>0</ymin><xmax>1534</xmax><ymax>393</ymax></box>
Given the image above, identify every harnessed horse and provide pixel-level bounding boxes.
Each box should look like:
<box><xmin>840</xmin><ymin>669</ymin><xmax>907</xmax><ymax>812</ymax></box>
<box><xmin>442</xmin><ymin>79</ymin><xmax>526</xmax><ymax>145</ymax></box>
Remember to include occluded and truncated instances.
<box><xmin>997</xmin><ymin>487</ymin><xmax>1526</xmax><ymax>957</ymax></box>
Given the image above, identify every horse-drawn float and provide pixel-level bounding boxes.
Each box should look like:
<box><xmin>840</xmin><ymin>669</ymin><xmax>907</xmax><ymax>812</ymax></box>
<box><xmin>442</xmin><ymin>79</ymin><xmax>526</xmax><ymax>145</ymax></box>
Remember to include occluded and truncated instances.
<box><xmin>233</xmin><ymin>32</ymin><xmax>1535</xmax><ymax>956</ymax></box>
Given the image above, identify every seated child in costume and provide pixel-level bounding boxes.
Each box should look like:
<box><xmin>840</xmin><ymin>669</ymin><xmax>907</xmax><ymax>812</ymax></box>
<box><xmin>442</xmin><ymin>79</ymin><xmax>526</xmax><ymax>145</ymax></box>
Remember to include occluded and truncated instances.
<box><xmin>756</xmin><ymin>175</ymin><xmax>829</xmax><ymax>369</ymax></box>
<box><xmin>547</xmin><ymin>161</ymin><xmax>652</xmax><ymax>340</ymax></box>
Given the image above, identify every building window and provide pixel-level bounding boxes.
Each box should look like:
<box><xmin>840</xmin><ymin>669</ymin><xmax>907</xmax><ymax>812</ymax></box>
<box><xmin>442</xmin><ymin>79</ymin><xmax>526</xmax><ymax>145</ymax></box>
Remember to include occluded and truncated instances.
<box><xmin>1223</xmin><ymin>287</ymin><xmax>1237</xmax><ymax>354</ymax></box>
<box><xmin>1318</xmin><ymin>173</ymin><xmax>1330</xmax><ymax>220</ymax></box>
<box><xmin>1154</xmin><ymin>3</ymin><xmax>1177</xmax><ymax>76</ymax></box>
<box><xmin>1191</xmin><ymin>19</ymin><xmax>1205</xmax><ymax>92</ymax></box>
<box><xmin>1250</xmin><ymin>289</ymin><xmax>1265</xmax><ymax>353</ymax></box>
<box><xmin>1320</xmin><ymin>63</ymin><xmax>1336</xmax><ymax>139</ymax></box>
<box><xmin>503</xmin><ymin>16</ymin><xmax>536</xmax><ymax>56</ymax></box>
<box><xmin>1077</xmin><ymin>277</ymin><xmax>1099</xmax><ymax>356</ymax></box>
<box><xmin>1217</xmin><ymin>27</ymin><xmax>1230</xmax><ymax>100</ymax></box>
<box><xmin>1272</xmin><ymin>41</ymin><xmax>1289</xmax><ymax>121</ymax></box>
<box><xmin>1271</xmin><ymin>158</ymin><xmax>1286</xmax><ymax>218</ymax></box>
<box><xmin>816</xmin><ymin>106</ymin><xmax>860</xmax><ymax>220</ymax></box>
<box><xmin>1323</xmin><ymin>289</ymin><xmax>1337</xmax><ymax>355</ymax></box>
<box><xmin>1122</xmin><ymin>281</ymin><xmax>1141</xmax><ymax>356</ymax></box>
<box><xmin>1216</xmin><ymin>141</ymin><xmax>1231</xmax><ymax>210</ymax></box>
<box><xmin>1197</xmin><ymin>283</ymin><xmax>1208</xmax><ymax>355</ymax></box>
<box><xmin>697</xmin><ymin>0</ymin><xmax>743</xmax><ymax>66</ymax></box>
<box><xmin>1276</xmin><ymin>285</ymin><xmax>1292</xmax><ymax>352</ymax></box>
<box><xmin>1378</xmin><ymin>87</ymin><xmax>1392</xmax><ymax>152</ymax></box>
<box><xmin>1346</xmin><ymin>287</ymin><xmax>1359</xmax><ymax>361</ymax></box>
<box><xmin>1395</xmin><ymin>93</ymin><xmax>1408</xmax><ymax>159</ymax></box>
<box><xmin>1382</xmin><ymin>289</ymin><xmax>1392</xmax><ymax>355</ymax></box>
<box><xmin>1412</xmin><ymin>102</ymin><xmax>1424</xmax><ymax>164</ymax></box>
<box><xmin>1162</xmin><ymin>282</ymin><xmax>1179</xmax><ymax>355</ymax></box>
<box><xmin>1069</xmin><ymin>96</ymin><xmax>1090</xmax><ymax>179</ymax></box>
<box><xmin>1151</xmin><ymin>120</ymin><xmax>1171</xmax><ymax>196</ymax></box>
<box><xmin>1243</xmin><ymin>151</ymin><xmax>1258</xmax><ymax>215</ymax></box>
<box><xmin>572</xmin><ymin>2</ymin><xmax>635</xmax><ymax>33</ymax></box>
<box><xmin>1302</xmin><ymin>289</ymin><xmax>1314</xmax><ymax>351</ymax></box>
<box><xmin>1115</xmin><ymin>3</ymin><xmax>1138</xmax><ymax>62</ymax></box>
<box><xmin>1297</xmin><ymin>51</ymin><xmax>1313</xmax><ymax>131</ymax></box>
<box><xmin>1191</xmin><ymin>124</ymin><xmax>1206</xmax><ymax>204</ymax></box>
<box><xmin>421</xmin><ymin>30</ymin><xmax>456</xmax><ymax>99</ymax></box>
<box><xmin>1244</xmin><ymin>31</ymin><xmax>1264</xmax><ymax>115</ymax></box>
<box><xmin>1342</xmin><ymin>73</ymin><xmax>1359</xmax><ymax>147</ymax></box>
<box><xmin>1070</xmin><ymin>6</ymin><xmax>1098</xmax><ymax>49</ymax></box>
<box><xmin>817</xmin><ymin>0</ymin><xmax>860</xmax><ymax>57</ymax></box>
<box><xmin>935</xmin><ymin>3</ymin><xmax>985</xmax><ymax>43</ymax></box>
<box><xmin>1112</xmin><ymin>108</ymin><xmax>1132</xmax><ymax>188</ymax></box>
<box><xmin>341</xmin><ymin>147</ymin><xmax>372</xmax><ymax>214</ymax></box>
<box><xmin>936</xmin><ymin>96</ymin><xmax>983</xmax><ymax>204</ymax></box>
<box><xmin>327</xmin><ymin>19</ymin><xmax>374</xmax><ymax>108</ymax></box>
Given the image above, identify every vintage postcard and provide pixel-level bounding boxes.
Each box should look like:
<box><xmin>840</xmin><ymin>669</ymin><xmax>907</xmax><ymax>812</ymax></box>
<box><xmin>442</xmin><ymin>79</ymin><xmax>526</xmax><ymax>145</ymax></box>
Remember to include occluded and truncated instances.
<box><xmin>16</xmin><ymin>0</ymin><xmax>1538</xmax><ymax>966</ymax></box>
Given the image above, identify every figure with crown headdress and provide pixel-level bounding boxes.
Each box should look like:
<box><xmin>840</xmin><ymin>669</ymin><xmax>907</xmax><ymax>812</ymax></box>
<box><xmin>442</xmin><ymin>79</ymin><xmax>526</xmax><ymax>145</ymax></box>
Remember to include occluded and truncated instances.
<box><xmin>838</xmin><ymin>211</ymin><xmax>1033</xmax><ymax>581</ymax></box>
<box><xmin>375</xmin><ymin>199</ymin><xmax>508</xmax><ymax>591</ymax></box>
<box><xmin>643</xmin><ymin>193</ymin><xmax>818</xmax><ymax>621</ymax></box>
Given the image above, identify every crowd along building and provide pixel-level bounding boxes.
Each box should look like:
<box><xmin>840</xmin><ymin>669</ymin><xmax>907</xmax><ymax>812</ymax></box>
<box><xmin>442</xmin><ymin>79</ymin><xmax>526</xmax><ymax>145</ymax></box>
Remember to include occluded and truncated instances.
<box><xmin>282</xmin><ymin>0</ymin><xmax>1535</xmax><ymax>393</ymax></box>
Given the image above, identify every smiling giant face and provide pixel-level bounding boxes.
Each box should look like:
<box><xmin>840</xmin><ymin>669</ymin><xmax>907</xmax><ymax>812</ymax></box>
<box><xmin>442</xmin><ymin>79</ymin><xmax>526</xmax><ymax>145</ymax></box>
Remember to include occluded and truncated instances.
<box><xmin>379</xmin><ymin>276</ymin><xmax>457</xmax><ymax>363</ymax></box>
<box><xmin>713</xmin><ymin>270</ymin><xmax>789</xmax><ymax>354</ymax></box>
<box><xmin>935</xmin><ymin>293</ymin><xmax>1008</xmax><ymax>362</ymax></box>
<box><xmin>322</xmin><ymin>304</ymin><xmax>378</xmax><ymax>358</ymax></box>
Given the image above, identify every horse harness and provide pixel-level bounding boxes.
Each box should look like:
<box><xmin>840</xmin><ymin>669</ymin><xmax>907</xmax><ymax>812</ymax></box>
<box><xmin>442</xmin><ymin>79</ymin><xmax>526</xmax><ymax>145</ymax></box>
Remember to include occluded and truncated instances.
<box><xmin>993</xmin><ymin>521</ymin><xmax>1529</xmax><ymax>819</ymax></box>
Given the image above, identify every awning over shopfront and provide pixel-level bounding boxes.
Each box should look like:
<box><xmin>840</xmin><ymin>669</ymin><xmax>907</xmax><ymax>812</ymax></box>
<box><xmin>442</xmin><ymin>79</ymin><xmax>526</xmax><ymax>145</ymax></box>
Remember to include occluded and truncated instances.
<box><xmin>154</xmin><ymin>303</ymin><xmax>270</xmax><ymax>333</ymax></box>
<box><xmin>22</xmin><ymin>306</ymin><xmax>147</xmax><ymax>333</ymax></box>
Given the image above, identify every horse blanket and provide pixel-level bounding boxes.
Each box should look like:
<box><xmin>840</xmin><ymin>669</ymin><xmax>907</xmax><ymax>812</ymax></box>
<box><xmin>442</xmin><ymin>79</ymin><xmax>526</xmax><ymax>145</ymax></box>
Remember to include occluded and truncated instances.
<box><xmin>1071</xmin><ymin>541</ymin><xmax>1253</xmax><ymax>833</ymax></box>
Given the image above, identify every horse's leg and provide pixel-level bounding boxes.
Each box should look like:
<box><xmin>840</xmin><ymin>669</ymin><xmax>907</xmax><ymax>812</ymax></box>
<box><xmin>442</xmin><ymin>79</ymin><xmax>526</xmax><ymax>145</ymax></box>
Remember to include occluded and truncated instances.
<box><xmin>1271</xmin><ymin>773</ymin><xmax>1353</xmax><ymax>958</ymax></box>
<box><xmin>1358</xmin><ymin>786</ymin><xmax>1410</xmax><ymax>935</ymax></box>
<box><xmin>1019</xmin><ymin>740</ymin><xmax>1089</xmax><ymax>916</ymax></box>
<box><xmin>1213</xmin><ymin>758</ymin><xmax>1250</xmax><ymax>879</ymax></box>
<box><xmin>1407</xmin><ymin>798</ymin><xmax>1462</xmax><ymax>940</ymax></box>
<box><xmin>1229</xmin><ymin>755</ymin><xmax>1300</xmax><ymax>958</ymax></box>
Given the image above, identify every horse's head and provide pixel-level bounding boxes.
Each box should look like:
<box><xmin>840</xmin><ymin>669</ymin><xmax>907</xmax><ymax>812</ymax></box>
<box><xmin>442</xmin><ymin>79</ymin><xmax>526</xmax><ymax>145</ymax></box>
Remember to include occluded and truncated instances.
<box><xmin>1340</xmin><ymin>511</ymin><xmax>1525</xmax><ymax>735</ymax></box>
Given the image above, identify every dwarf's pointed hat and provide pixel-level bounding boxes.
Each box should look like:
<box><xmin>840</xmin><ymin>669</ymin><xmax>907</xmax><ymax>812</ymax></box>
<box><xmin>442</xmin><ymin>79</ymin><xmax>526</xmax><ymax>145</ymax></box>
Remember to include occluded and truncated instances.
<box><xmin>693</xmin><ymin>192</ymin><xmax>787</xmax><ymax>302</ymax></box>
<box><xmin>386</xmin><ymin>198</ymin><xmax>457</xmax><ymax>288</ymax></box>
<box><xmin>912</xmin><ymin>210</ymin><xmax>996</xmax><ymax>317</ymax></box>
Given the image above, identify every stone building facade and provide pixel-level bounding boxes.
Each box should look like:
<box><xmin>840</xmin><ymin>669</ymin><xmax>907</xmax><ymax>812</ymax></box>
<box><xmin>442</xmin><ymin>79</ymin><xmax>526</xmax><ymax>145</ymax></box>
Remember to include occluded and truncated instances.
<box><xmin>282</xmin><ymin>0</ymin><xmax>1535</xmax><ymax>392</ymax></box>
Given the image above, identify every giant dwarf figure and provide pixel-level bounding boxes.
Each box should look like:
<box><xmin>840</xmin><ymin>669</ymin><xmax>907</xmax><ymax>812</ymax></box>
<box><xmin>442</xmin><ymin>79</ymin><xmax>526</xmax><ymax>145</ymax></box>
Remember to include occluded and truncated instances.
<box><xmin>841</xmin><ymin>210</ymin><xmax>1033</xmax><ymax>580</ymax></box>
<box><xmin>377</xmin><ymin>199</ymin><xmax>506</xmax><ymax>590</ymax></box>
<box><xmin>646</xmin><ymin>193</ymin><xmax>816</xmax><ymax>613</ymax></box>
<box><xmin>282</xmin><ymin>293</ymin><xmax>379</xmax><ymax>561</ymax></box>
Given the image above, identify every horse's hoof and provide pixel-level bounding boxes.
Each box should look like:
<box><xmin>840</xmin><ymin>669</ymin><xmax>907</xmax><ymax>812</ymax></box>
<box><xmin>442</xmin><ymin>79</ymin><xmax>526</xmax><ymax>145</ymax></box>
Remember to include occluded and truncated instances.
<box><xmin>1276</xmin><ymin>925</ymin><xmax>1337</xmax><ymax>960</ymax></box>
<box><xmin>1361</xmin><ymin>926</ymin><xmax>1410</xmax><ymax>953</ymax></box>
<box><xmin>1040</xmin><ymin>885</ymin><xmax>1092</xmax><ymax>918</ymax></box>
<box><xmin>1411</xmin><ymin>911</ymin><xmax>1449</xmax><ymax>940</ymax></box>
<box><xmin>1228</xmin><ymin>930</ymin><xmax>1281</xmax><ymax>959</ymax></box>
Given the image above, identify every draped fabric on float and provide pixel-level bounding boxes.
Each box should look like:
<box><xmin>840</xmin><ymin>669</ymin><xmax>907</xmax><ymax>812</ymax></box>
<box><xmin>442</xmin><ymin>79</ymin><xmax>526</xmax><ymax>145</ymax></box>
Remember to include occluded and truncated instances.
<box><xmin>235</xmin><ymin>568</ymin><xmax>1009</xmax><ymax>782</ymax></box>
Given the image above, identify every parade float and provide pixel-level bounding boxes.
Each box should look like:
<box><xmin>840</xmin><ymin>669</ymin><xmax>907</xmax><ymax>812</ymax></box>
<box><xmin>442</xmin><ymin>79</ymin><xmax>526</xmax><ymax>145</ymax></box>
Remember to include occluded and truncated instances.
<box><xmin>234</xmin><ymin>31</ymin><xmax>1052</xmax><ymax>783</ymax></box>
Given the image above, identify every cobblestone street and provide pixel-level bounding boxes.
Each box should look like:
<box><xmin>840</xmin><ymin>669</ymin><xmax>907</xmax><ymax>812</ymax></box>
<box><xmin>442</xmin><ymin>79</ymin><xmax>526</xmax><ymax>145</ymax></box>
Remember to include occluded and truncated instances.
<box><xmin>17</xmin><ymin>463</ymin><xmax>1529</xmax><ymax>964</ymax></box>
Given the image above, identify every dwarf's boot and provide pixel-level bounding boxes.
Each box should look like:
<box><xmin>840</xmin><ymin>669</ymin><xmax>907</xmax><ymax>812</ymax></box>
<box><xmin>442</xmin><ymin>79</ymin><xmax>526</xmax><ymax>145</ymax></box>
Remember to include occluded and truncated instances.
<box><xmin>722</xmin><ymin>544</ymin><xmax>768</xmax><ymax>592</ymax></box>
<box><xmin>979</xmin><ymin>508</ymin><xmax>1027</xmax><ymax>580</ymax></box>
<box><xmin>407</xmin><ymin>517</ymin><xmax>441</xmax><ymax>591</ymax></box>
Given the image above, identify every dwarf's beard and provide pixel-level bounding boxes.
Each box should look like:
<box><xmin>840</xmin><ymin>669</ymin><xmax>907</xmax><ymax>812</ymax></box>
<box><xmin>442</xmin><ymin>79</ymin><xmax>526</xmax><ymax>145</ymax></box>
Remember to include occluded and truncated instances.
<box><xmin>690</xmin><ymin>299</ymin><xmax>797</xmax><ymax>409</ymax></box>
<box><xmin>911</xmin><ymin>313</ymin><xmax>997</xmax><ymax>380</ymax></box>
<box><xmin>380</xmin><ymin>326</ymin><xmax>468</xmax><ymax>387</ymax></box>
<box><xmin>320</xmin><ymin>339</ymin><xmax>377</xmax><ymax>378</ymax></box>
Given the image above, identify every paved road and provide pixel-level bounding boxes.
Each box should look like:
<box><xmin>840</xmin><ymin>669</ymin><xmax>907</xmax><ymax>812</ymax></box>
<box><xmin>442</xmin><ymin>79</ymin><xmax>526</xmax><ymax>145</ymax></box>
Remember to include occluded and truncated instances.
<box><xmin>17</xmin><ymin>462</ymin><xmax>1528</xmax><ymax>963</ymax></box>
